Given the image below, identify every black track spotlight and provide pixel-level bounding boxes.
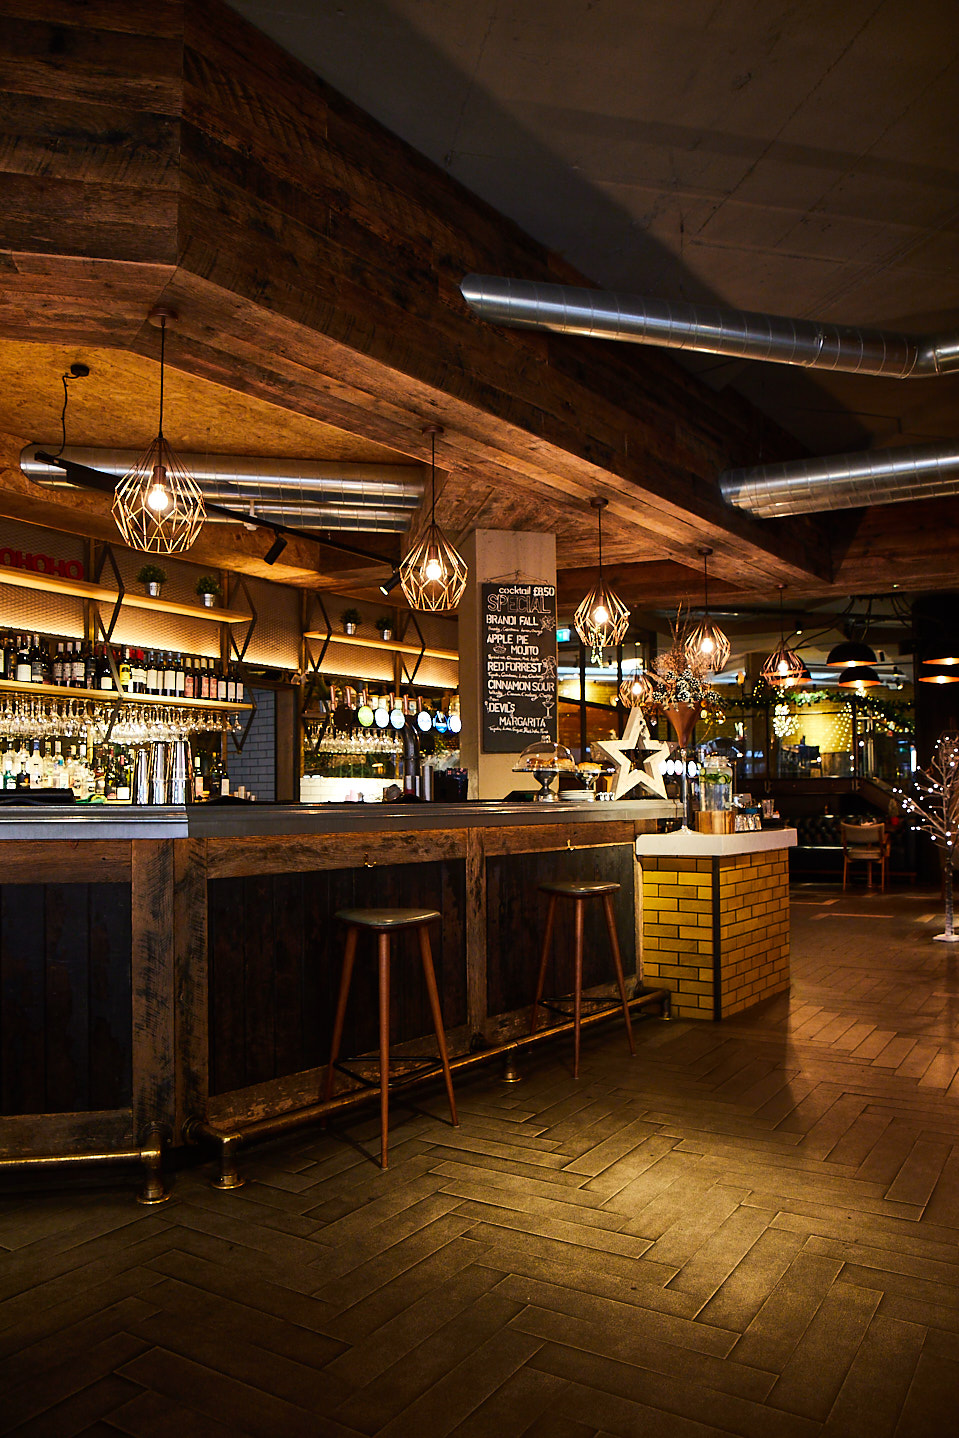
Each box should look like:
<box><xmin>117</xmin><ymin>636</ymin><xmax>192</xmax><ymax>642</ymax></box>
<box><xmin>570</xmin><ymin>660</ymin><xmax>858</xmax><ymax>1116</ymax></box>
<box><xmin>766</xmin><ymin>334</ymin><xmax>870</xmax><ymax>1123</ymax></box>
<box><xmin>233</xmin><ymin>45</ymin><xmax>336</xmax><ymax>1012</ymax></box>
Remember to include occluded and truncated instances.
<box><xmin>379</xmin><ymin>570</ymin><xmax>402</xmax><ymax>596</ymax></box>
<box><xmin>264</xmin><ymin>533</ymin><xmax>288</xmax><ymax>565</ymax></box>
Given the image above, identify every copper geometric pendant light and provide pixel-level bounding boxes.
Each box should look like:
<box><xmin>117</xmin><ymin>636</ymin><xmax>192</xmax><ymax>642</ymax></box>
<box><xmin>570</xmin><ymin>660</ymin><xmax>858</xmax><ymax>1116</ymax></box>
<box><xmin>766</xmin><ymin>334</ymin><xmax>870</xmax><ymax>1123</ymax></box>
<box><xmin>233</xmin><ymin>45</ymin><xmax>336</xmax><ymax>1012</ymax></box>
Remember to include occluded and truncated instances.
<box><xmin>574</xmin><ymin>497</ymin><xmax>630</xmax><ymax>664</ymax></box>
<box><xmin>112</xmin><ymin>309</ymin><xmax>206</xmax><ymax>555</ymax></box>
<box><xmin>399</xmin><ymin>426</ymin><xmax>468</xmax><ymax>612</ymax></box>
<box><xmin>685</xmin><ymin>546</ymin><xmax>730</xmax><ymax>673</ymax></box>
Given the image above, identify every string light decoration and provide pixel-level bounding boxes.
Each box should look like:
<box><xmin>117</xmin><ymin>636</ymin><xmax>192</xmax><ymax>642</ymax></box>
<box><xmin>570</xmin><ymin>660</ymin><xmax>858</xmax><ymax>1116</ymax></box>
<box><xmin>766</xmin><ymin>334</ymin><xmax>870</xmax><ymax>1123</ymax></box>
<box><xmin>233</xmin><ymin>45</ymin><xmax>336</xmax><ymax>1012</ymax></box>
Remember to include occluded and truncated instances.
<box><xmin>894</xmin><ymin>733</ymin><xmax>959</xmax><ymax>942</ymax></box>
<box><xmin>112</xmin><ymin>309</ymin><xmax>206</xmax><ymax>554</ymax></box>
<box><xmin>574</xmin><ymin>497</ymin><xmax>630</xmax><ymax>663</ymax></box>
<box><xmin>772</xmin><ymin>702</ymin><xmax>797</xmax><ymax>739</ymax></box>
<box><xmin>685</xmin><ymin>547</ymin><xmax>730</xmax><ymax>673</ymax></box>
<box><xmin>761</xmin><ymin>586</ymin><xmax>805</xmax><ymax>689</ymax></box>
<box><xmin>398</xmin><ymin>426</ymin><xmax>467</xmax><ymax>612</ymax></box>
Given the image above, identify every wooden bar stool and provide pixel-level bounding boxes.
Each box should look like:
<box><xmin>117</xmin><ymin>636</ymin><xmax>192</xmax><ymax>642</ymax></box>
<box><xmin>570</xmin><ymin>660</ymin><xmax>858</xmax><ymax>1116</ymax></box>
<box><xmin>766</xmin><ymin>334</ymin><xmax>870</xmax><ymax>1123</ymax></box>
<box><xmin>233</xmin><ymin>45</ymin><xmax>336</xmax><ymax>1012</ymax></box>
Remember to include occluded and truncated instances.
<box><xmin>530</xmin><ymin>880</ymin><xmax>635</xmax><ymax>1078</ymax></box>
<box><xmin>324</xmin><ymin>907</ymin><xmax>458</xmax><ymax>1168</ymax></box>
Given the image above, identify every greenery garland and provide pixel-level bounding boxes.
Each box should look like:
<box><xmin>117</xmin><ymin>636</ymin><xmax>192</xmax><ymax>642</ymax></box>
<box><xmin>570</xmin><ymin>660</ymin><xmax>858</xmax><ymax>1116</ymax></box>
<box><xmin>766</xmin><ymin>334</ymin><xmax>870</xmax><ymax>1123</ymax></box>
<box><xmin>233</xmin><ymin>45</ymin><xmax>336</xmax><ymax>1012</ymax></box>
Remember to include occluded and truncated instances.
<box><xmin>712</xmin><ymin>682</ymin><xmax>914</xmax><ymax>735</ymax></box>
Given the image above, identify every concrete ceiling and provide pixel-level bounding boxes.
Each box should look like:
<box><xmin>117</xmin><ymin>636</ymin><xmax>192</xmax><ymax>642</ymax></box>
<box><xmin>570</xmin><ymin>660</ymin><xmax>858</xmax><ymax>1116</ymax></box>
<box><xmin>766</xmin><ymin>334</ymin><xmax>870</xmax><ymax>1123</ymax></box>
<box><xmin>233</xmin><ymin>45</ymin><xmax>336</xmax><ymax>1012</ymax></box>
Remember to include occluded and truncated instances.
<box><xmin>227</xmin><ymin>0</ymin><xmax>959</xmax><ymax>458</ymax></box>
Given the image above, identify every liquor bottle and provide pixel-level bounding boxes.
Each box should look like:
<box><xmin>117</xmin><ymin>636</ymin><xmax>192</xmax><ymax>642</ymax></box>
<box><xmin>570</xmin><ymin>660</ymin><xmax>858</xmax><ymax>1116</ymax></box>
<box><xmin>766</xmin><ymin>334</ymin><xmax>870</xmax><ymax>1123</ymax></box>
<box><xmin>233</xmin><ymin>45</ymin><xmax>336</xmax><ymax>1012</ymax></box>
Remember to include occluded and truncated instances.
<box><xmin>193</xmin><ymin>751</ymin><xmax>206</xmax><ymax>800</ymax></box>
<box><xmin>146</xmin><ymin>650</ymin><xmax>159</xmax><ymax>696</ymax></box>
<box><xmin>216</xmin><ymin>662</ymin><xmax>227</xmax><ymax>702</ymax></box>
<box><xmin>84</xmin><ymin>641</ymin><xmax>97</xmax><ymax>690</ymax></box>
<box><xmin>115</xmin><ymin>749</ymin><xmax>131</xmax><ymax>802</ymax></box>
<box><xmin>164</xmin><ymin>652</ymin><xmax>177</xmax><ymax>699</ymax></box>
<box><xmin>97</xmin><ymin>645</ymin><xmax>114</xmax><ymax>691</ymax></box>
<box><xmin>200</xmin><ymin>658</ymin><xmax>211</xmax><ymax>701</ymax></box>
<box><xmin>30</xmin><ymin>634</ymin><xmax>45</xmax><ymax>685</ymax></box>
<box><xmin>1</xmin><ymin>746</ymin><xmax>14</xmax><ymax>790</ymax></box>
<box><xmin>184</xmin><ymin>655</ymin><xmax>195</xmax><ymax>699</ymax></box>
<box><xmin>175</xmin><ymin>653</ymin><xmax>186</xmax><ymax>699</ymax></box>
<box><xmin>131</xmin><ymin>648</ymin><xmax>146</xmax><ymax>695</ymax></box>
<box><xmin>25</xmin><ymin>739</ymin><xmax>42</xmax><ymax>787</ymax></box>
<box><xmin>14</xmin><ymin>634</ymin><xmax>30</xmax><ymax>684</ymax></box>
<box><xmin>119</xmin><ymin>647</ymin><xmax>133</xmax><ymax>694</ymax></box>
<box><xmin>71</xmin><ymin>641</ymin><xmax>85</xmax><ymax>689</ymax></box>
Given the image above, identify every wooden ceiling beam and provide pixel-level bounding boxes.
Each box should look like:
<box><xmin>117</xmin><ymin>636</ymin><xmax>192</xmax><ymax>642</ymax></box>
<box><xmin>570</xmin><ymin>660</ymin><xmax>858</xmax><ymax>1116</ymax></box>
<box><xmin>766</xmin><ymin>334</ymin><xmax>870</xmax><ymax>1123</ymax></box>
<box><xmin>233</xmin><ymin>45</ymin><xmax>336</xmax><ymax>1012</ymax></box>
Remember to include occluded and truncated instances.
<box><xmin>0</xmin><ymin>0</ymin><xmax>837</xmax><ymax>599</ymax></box>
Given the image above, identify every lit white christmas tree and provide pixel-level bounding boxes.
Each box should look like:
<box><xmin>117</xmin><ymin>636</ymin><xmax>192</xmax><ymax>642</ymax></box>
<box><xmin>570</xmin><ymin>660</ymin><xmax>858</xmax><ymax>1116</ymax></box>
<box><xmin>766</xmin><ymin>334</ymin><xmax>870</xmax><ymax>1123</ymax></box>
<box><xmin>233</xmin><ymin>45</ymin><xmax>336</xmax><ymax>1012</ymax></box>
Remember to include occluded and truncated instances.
<box><xmin>896</xmin><ymin>733</ymin><xmax>959</xmax><ymax>943</ymax></box>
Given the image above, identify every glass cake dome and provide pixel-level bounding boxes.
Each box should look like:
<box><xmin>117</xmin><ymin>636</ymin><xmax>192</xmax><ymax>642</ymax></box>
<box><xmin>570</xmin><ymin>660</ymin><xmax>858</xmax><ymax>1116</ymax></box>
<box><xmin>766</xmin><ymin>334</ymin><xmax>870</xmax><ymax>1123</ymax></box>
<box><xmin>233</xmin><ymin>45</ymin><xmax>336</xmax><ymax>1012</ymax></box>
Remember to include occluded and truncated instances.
<box><xmin>512</xmin><ymin>741</ymin><xmax>576</xmax><ymax>801</ymax></box>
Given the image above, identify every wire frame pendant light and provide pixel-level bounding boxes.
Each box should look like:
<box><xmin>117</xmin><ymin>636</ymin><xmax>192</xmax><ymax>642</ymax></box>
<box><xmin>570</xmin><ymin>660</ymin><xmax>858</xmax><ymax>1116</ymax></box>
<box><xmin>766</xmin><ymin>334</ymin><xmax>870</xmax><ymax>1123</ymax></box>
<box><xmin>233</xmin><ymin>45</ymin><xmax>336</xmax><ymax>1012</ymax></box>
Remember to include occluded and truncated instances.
<box><xmin>619</xmin><ymin>646</ymin><xmax>655</xmax><ymax>708</ymax></box>
<box><xmin>685</xmin><ymin>546</ymin><xmax>730</xmax><ymax>673</ymax></box>
<box><xmin>399</xmin><ymin>426</ymin><xmax>467</xmax><ymax>612</ymax></box>
<box><xmin>112</xmin><ymin>309</ymin><xmax>206</xmax><ymax>555</ymax></box>
<box><xmin>761</xmin><ymin>585</ymin><xmax>806</xmax><ymax>689</ymax></box>
<box><xmin>574</xmin><ymin>497</ymin><xmax>630</xmax><ymax>664</ymax></box>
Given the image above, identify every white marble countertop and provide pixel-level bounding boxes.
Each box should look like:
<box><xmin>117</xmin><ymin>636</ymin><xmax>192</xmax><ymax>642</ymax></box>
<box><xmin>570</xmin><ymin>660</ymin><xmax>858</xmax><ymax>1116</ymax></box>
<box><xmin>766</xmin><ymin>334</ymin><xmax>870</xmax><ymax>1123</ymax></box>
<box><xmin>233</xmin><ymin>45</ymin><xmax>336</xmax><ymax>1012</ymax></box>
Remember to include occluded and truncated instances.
<box><xmin>634</xmin><ymin>826</ymin><xmax>797</xmax><ymax>858</ymax></box>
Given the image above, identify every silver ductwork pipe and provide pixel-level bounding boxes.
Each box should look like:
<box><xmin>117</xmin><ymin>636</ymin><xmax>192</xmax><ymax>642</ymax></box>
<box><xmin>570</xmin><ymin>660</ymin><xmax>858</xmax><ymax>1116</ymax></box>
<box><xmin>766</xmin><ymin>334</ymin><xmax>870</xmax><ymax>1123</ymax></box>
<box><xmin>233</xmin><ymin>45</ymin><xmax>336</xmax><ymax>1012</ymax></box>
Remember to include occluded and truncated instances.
<box><xmin>460</xmin><ymin>274</ymin><xmax>959</xmax><ymax>378</ymax></box>
<box><xmin>21</xmin><ymin>445</ymin><xmax>425</xmax><ymax>534</ymax></box>
<box><xmin>719</xmin><ymin>442</ymin><xmax>959</xmax><ymax>517</ymax></box>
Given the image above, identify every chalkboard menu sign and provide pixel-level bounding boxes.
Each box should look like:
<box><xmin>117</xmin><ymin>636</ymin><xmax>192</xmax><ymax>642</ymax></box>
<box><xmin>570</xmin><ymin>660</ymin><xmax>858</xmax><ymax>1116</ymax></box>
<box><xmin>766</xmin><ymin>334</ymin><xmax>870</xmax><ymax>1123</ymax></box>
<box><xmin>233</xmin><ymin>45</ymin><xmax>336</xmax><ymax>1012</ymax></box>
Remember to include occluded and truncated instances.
<box><xmin>481</xmin><ymin>583</ymin><xmax>558</xmax><ymax>752</ymax></box>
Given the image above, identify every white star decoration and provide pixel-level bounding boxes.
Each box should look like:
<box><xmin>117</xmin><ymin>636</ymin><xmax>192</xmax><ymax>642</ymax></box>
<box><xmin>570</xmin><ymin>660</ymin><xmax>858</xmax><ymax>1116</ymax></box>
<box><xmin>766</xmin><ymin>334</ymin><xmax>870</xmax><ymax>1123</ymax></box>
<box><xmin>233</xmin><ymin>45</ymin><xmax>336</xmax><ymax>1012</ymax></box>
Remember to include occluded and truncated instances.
<box><xmin>594</xmin><ymin>706</ymin><xmax>672</xmax><ymax>801</ymax></box>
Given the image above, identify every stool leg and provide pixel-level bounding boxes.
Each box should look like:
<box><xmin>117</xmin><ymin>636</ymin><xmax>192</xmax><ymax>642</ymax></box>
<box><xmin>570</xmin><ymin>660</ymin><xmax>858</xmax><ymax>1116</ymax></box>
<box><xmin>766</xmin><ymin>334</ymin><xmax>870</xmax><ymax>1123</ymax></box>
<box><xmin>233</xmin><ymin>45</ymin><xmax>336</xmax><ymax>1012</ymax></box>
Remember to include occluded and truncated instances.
<box><xmin>418</xmin><ymin>924</ymin><xmax>458</xmax><ymax>1128</ymax></box>
<box><xmin>378</xmin><ymin>931</ymin><xmax>391</xmax><ymax>1169</ymax></box>
<box><xmin>572</xmin><ymin>897</ymin><xmax>584</xmax><ymax>1079</ymax></box>
<box><xmin>324</xmin><ymin>926</ymin><xmax>357</xmax><ymax>1103</ymax></box>
<box><xmin>531</xmin><ymin>895</ymin><xmax>558</xmax><ymax>1035</ymax></box>
<box><xmin>603</xmin><ymin>893</ymin><xmax>635</xmax><ymax>1057</ymax></box>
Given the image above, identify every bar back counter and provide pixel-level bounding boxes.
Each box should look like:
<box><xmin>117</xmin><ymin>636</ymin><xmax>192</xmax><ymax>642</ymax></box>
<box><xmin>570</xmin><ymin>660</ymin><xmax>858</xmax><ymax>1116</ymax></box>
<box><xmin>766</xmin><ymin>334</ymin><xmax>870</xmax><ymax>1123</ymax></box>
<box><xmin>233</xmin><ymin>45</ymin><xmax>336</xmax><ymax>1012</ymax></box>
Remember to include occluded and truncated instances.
<box><xmin>0</xmin><ymin>799</ymin><xmax>681</xmax><ymax>1197</ymax></box>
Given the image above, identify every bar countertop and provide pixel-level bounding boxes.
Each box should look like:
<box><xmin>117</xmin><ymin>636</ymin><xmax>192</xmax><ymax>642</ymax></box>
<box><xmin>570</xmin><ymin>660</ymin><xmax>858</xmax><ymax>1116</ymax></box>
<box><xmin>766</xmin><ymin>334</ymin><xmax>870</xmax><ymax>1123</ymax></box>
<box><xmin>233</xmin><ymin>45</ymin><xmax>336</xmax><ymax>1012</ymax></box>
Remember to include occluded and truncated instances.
<box><xmin>0</xmin><ymin>797</ymin><xmax>680</xmax><ymax>840</ymax></box>
<box><xmin>634</xmin><ymin>826</ymin><xmax>797</xmax><ymax>858</ymax></box>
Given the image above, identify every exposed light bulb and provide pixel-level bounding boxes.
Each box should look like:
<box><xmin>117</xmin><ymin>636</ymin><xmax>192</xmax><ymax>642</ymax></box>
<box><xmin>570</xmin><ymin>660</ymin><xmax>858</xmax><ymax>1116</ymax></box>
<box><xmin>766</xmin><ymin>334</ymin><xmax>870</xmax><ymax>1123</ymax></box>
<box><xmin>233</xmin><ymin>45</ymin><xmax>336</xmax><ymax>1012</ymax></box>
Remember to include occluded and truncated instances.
<box><xmin>777</xmin><ymin>658</ymin><xmax>789</xmax><ymax>676</ymax></box>
<box><xmin>593</xmin><ymin>602</ymin><xmax>609</xmax><ymax>624</ymax></box>
<box><xmin>424</xmin><ymin>556</ymin><xmax>444</xmax><ymax>582</ymax></box>
<box><xmin>146</xmin><ymin>464</ymin><xmax>171</xmax><ymax>514</ymax></box>
<box><xmin>700</xmin><ymin>634</ymin><xmax>715</xmax><ymax>654</ymax></box>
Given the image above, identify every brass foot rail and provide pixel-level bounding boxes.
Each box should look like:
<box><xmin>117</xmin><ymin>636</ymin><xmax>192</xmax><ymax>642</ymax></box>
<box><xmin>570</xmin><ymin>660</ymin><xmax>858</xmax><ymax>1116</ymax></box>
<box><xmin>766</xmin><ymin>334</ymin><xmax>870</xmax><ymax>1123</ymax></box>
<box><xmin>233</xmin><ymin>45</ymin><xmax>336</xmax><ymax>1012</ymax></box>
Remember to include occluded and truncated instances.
<box><xmin>0</xmin><ymin>1124</ymin><xmax>169</xmax><ymax>1205</ymax></box>
<box><xmin>185</xmin><ymin>988</ymin><xmax>670</xmax><ymax>1187</ymax></box>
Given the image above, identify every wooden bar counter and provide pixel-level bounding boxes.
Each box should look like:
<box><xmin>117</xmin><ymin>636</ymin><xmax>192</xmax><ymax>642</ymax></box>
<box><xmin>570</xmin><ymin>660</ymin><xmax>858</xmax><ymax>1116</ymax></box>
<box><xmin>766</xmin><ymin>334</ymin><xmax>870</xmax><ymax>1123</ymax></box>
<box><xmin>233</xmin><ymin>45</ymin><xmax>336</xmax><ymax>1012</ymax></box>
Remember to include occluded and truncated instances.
<box><xmin>0</xmin><ymin>799</ymin><xmax>676</xmax><ymax>1185</ymax></box>
<box><xmin>635</xmin><ymin>827</ymin><xmax>798</xmax><ymax>1021</ymax></box>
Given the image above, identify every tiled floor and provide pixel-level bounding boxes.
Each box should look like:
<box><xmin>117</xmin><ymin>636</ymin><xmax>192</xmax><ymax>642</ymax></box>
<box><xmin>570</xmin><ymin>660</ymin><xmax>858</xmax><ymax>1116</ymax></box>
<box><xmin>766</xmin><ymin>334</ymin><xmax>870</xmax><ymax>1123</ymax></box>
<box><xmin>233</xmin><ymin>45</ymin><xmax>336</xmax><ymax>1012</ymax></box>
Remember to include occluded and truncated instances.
<box><xmin>3</xmin><ymin>883</ymin><xmax>959</xmax><ymax>1435</ymax></box>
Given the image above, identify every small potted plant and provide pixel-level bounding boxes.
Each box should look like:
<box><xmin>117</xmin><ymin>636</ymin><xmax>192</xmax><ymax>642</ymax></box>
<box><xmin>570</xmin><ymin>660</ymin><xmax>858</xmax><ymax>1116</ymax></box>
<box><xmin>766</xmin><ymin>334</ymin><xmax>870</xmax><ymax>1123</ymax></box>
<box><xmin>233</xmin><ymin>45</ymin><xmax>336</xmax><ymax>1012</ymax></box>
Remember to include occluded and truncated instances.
<box><xmin>375</xmin><ymin>614</ymin><xmax>394</xmax><ymax>642</ymax></box>
<box><xmin>137</xmin><ymin>563</ymin><xmax>167</xmax><ymax>598</ymax></box>
<box><xmin>340</xmin><ymin>607</ymin><xmax>361</xmax><ymax>636</ymax></box>
<box><xmin>195</xmin><ymin>575</ymin><xmax>222</xmax><ymax>608</ymax></box>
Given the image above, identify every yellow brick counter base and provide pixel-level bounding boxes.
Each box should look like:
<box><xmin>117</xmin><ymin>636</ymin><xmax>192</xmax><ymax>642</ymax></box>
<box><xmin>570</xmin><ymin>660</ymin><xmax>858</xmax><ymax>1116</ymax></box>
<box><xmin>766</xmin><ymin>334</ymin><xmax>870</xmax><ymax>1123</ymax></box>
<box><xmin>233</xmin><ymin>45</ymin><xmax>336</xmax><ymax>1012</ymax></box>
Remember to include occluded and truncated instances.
<box><xmin>635</xmin><ymin>830</ymin><xmax>796</xmax><ymax>1021</ymax></box>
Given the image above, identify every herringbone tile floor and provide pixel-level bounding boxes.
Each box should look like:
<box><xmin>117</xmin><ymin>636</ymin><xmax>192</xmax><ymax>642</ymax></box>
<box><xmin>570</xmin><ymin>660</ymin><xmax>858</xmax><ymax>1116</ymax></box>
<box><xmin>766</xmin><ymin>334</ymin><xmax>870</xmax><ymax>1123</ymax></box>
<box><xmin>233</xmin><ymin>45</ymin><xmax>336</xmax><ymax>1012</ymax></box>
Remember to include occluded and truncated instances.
<box><xmin>3</xmin><ymin>884</ymin><xmax>959</xmax><ymax>1436</ymax></box>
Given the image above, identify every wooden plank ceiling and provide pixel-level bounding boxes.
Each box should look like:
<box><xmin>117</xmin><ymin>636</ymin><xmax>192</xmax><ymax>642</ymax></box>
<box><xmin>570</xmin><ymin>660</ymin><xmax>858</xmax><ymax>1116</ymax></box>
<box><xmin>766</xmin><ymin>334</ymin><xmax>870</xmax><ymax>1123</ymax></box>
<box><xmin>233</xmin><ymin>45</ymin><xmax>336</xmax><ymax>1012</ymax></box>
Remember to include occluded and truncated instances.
<box><xmin>0</xmin><ymin>0</ymin><xmax>954</xmax><ymax>622</ymax></box>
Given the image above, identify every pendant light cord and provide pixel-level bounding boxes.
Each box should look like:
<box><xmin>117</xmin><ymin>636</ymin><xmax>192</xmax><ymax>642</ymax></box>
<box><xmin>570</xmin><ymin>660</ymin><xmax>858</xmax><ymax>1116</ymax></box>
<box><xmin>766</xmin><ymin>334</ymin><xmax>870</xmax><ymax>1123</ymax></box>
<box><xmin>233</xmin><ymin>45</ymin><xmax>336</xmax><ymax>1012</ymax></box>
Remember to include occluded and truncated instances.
<box><xmin>430</xmin><ymin>429</ymin><xmax>436</xmax><ymax>524</ymax></box>
<box><xmin>157</xmin><ymin>316</ymin><xmax>166</xmax><ymax>445</ymax></box>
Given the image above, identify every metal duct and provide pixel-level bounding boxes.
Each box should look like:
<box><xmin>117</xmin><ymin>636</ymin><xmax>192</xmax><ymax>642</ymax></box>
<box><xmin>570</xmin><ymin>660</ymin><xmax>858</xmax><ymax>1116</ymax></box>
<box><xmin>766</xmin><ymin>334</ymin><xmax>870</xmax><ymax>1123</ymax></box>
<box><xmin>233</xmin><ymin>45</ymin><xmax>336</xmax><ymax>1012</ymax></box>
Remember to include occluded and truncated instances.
<box><xmin>460</xmin><ymin>274</ymin><xmax>959</xmax><ymax>378</ymax></box>
<box><xmin>719</xmin><ymin>442</ymin><xmax>959</xmax><ymax>517</ymax></box>
<box><xmin>21</xmin><ymin>445</ymin><xmax>425</xmax><ymax>534</ymax></box>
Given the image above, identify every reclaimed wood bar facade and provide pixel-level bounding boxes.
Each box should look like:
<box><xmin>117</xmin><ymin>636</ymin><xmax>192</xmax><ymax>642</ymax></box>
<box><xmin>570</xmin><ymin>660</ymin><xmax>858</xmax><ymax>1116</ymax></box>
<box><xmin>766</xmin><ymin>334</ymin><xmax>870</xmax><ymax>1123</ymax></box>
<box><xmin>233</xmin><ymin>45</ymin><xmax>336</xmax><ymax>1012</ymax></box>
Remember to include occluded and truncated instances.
<box><xmin>0</xmin><ymin>807</ymin><xmax>662</xmax><ymax>1159</ymax></box>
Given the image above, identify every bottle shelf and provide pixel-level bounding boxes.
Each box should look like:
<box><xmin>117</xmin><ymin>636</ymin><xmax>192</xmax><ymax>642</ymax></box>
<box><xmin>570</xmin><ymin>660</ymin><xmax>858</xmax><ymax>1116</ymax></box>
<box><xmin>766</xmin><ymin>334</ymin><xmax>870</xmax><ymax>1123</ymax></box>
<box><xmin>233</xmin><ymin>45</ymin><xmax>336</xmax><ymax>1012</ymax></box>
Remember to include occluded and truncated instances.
<box><xmin>0</xmin><ymin>679</ymin><xmax>252</xmax><ymax>712</ymax></box>
<box><xmin>0</xmin><ymin>566</ymin><xmax>251</xmax><ymax>624</ymax></box>
<box><xmin>302</xmin><ymin>630</ymin><xmax>458</xmax><ymax>663</ymax></box>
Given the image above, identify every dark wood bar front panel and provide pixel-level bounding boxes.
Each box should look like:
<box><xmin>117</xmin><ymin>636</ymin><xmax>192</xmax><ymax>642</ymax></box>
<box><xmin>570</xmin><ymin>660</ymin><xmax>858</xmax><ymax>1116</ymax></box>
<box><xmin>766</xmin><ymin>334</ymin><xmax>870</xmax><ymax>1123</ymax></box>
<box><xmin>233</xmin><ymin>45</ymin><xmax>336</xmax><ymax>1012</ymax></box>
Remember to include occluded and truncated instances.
<box><xmin>0</xmin><ymin>882</ymin><xmax>131</xmax><ymax>1117</ymax></box>
<box><xmin>208</xmin><ymin>859</ymin><xmax>468</xmax><ymax>1094</ymax></box>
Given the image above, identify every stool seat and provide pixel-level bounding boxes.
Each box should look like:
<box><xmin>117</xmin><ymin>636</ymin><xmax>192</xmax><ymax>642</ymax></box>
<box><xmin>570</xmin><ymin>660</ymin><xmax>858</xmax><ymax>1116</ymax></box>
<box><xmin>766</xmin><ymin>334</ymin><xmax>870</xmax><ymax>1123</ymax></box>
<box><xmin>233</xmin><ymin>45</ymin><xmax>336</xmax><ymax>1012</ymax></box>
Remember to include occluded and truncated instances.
<box><xmin>539</xmin><ymin>880</ymin><xmax>621</xmax><ymax>899</ymax></box>
<box><xmin>336</xmin><ymin>907</ymin><xmax>441</xmax><ymax>930</ymax></box>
